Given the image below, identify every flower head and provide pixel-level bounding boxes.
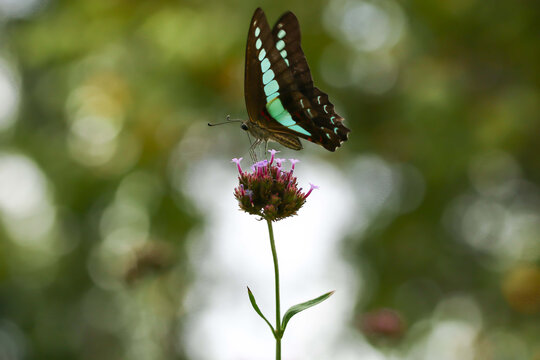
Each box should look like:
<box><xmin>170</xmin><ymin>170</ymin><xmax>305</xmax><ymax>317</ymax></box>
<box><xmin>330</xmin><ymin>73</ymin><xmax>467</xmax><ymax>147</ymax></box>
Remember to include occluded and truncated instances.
<box><xmin>232</xmin><ymin>153</ymin><xmax>316</xmax><ymax>221</ymax></box>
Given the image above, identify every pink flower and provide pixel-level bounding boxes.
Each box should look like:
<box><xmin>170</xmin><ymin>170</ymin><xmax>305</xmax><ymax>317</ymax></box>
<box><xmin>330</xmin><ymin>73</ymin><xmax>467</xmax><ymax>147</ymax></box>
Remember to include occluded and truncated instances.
<box><xmin>289</xmin><ymin>158</ymin><xmax>300</xmax><ymax>171</ymax></box>
<box><xmin>232</xmin><ymin>158</ymin><xmax>244</xmax><ymax>175</ymax></box>
<box><xmin>275</xmin><ymin>158</ymin><xmax>285</xmax><ymax>167</ymax></box>
<box><xmin>304</xmin><ymin>183</ymin><xmax>319</xmax><ymax>199</ymax></box>
<box><xmin>268</xmin><ymin>149</ymin><xmax>280</xmax><ymax>165</ymax></box>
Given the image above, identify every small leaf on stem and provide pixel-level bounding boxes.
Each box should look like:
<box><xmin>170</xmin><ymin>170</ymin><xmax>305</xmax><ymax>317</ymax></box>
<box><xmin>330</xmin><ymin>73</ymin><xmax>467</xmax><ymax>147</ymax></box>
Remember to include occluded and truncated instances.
<box><xmin>247</xmin><ymin>287</ymin><xmax>276</xmax><ymax>336</ymax></box>
<box><xmin>281</xmin><ymin>291</ymin><xmax>335</xmax><ymax>333</ymax></box>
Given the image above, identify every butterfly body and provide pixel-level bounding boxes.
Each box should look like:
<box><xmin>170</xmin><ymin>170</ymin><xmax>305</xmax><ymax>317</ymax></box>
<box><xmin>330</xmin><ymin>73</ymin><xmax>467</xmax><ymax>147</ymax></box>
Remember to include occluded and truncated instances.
<box><xmin>243</xmin><ymin>8</ymin><xmax>350</xmax><ymax>152</ymax></box>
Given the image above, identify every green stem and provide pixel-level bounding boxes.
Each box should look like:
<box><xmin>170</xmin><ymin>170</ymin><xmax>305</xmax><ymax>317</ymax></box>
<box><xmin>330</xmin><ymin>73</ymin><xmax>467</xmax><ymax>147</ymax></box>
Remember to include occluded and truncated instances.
<box><xmin>267</xmin><ymin>219</ymin><xmax>281</xmax><ymax>360</ymax></box>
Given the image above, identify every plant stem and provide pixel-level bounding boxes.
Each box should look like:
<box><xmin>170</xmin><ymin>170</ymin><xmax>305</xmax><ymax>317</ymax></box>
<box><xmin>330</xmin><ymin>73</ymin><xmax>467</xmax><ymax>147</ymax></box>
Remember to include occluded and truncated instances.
<box><xmin>267</xmin><ymin>219</ymin><xmax>281</xmax><ymax>360</ymax></box>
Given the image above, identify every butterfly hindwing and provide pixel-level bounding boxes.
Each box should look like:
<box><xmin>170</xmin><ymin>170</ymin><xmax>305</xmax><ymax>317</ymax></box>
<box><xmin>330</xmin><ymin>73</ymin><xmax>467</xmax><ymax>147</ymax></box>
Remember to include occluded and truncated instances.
<box><xmin>270</xmin><ymin>11</ymin><xmax>350</xmax><ymax>151</ymax></box>
<box><xmin>271</xmin><ymin>12</ymin><xmax>313</xmax><ymax>96</ymax></box>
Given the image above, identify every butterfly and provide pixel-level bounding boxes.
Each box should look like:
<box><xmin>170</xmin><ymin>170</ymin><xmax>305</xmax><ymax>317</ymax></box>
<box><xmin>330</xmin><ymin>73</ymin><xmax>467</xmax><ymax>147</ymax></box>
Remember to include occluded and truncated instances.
<box><xmin>241</xmin><ymin>8</ymin><xmax>350</xmax><ymax>155</ymax></box>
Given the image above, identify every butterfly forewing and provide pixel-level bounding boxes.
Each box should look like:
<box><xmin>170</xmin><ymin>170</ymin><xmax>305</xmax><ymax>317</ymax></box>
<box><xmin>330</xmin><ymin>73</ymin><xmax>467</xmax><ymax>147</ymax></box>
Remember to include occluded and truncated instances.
<box><xmin>245</xmin><ymin>10</ymin><xmax>295</xmax><ymax>130</ymax></box>
<box><xmin>244</xmin><ymin>8</ymin><xmax>270</xmax><ymax>126</ymax></box>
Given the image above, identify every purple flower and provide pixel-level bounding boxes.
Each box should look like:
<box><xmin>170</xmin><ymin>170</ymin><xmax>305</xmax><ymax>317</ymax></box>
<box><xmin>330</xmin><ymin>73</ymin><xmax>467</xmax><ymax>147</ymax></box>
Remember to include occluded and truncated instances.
<box><xmin>232</xmin><ymin>158</ymin><xmax>244</xmax><ymax>175</ymax></box>
<box><xmin>289</xmin><ymin>158</ymin><xmax>300</xmax><ymax>171</ymax></box>
<box><xmin>275</xmin><ymin>158</ymin><xmax>285</xmax><ymax>167</ymax></box>
<box><xmin>232</xmin><ymin>150</ymin><xmax>315</xmax><ymax>221</ymax></box>
<box><xmin>245</xmin><ymin>189</ymin><xmax>254</xmax><ymax>205</ymax></box>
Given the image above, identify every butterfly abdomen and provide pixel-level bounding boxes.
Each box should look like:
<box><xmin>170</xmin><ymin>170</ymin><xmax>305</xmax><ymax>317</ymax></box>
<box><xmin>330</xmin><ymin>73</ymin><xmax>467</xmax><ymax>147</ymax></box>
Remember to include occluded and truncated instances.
<box><xmin>245</xmin><ymin>115</ymin><xmax>303</xmax><ymax>150</ymax></box>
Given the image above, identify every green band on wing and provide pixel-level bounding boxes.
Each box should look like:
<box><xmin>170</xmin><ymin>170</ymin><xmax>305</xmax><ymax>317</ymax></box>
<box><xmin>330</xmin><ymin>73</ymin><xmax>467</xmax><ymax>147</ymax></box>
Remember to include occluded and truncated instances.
<box><xmin>289</xmin><ymin>124</ymin><xmax>311</xmax><ymax>136</ymax></box>
<box><xmin>261</xmin><ymin>58</ymin><xmax>270</xmax><ymax>73</ymax></box>
<box><xmin>277</xmin><ymin>29</ymin><xmax>286</xmax><ymax>39</ymax></box>
<box><xmin>276</xmin><ymin>113</ymin><xmax>295</xmax><ymax>127</ymax></box>
<box><xmin>266</xmin><ymin>98</ymin><xmax>292</xmax><ymax>126</ymax></box>
<box><xmin>266</xmin><ymin>97</ymin><xmax>286</xmax><ymax>118</ymax></box>
<box><xmin>265</xmin><ymin>97</ymin><xmax>311</xmax><ymax>136</ymax></box>
<box><xmin>264</xmin><ymin>80</ymin><xmax>279</xmax><ymax>97</ymax></box>
<box><xmin>276</xmin><ymin>40</ymin><xmax>285</xmax><ymax>51</ymax></box>
<box><xmin>266</xmin><ymin>92</ymin><xmax>279</xmax><ymax>103</ymax></box>
<box><xmin>262</xmin><ymin>69</ymin><xmax>275</xmax><ymax>85</ymax></box>
<box><xmin>258</xmin><ymin>49</ymin><xmax>266</xmax><ymax>61</ymax></box>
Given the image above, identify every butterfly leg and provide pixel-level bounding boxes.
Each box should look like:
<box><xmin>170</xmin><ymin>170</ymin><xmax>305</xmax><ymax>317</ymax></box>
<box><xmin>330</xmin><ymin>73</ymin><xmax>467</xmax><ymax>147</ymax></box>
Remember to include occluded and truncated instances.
<box><xmin>249</xmin><ymin>138</ymin><xmax>261</xmax><ymax>163</ymax></box>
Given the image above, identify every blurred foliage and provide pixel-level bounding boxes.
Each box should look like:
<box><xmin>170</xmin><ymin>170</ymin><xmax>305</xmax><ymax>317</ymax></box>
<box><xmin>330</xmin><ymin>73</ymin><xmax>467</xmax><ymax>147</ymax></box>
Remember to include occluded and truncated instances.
<box><xmin>0</xmin><ymin>0</ymin><xmax>540</xmax><ymax>359</ymax></box>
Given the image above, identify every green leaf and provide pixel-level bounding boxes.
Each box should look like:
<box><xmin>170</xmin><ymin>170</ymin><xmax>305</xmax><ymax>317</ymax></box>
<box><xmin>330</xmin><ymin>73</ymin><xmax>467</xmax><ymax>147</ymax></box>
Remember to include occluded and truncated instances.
<box><xmin>247</xmin><ymin>287</ymin><xmax>275</xmax><ymax>336</ymax></box>
<box><xmin>281</xmin><ymin>290</ymin><xmax>335</xmax><ymax>333</ymax></box>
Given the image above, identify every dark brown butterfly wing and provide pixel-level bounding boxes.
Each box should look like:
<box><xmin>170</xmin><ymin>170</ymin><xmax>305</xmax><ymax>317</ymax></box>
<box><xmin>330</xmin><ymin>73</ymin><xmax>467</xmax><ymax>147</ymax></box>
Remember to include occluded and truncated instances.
<box><xmin>244</xmin><ymin>8</ymin><xmax>349</xmax><ymax>152</ymax></box>
<box><xmin>244</xmin><ymin>8</ymin><xmax>271</xmax><ymax>128</ymax></box>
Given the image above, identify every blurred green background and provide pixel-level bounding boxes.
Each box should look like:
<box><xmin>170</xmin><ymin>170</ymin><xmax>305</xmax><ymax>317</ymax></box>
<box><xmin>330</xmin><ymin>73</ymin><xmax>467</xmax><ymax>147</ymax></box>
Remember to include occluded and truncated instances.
<box><xmin>1</xmin><ymin>0</ymin><xmax>540</xmax><ymax>359</ymax></box>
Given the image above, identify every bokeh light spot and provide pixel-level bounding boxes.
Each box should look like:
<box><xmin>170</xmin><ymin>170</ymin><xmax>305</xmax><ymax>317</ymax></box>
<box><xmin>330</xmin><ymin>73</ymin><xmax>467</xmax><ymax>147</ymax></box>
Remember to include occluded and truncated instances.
<box><xmin>0</xmin><ymin>59</ymin><xmax>20</xmax><ymax>132</ymax></box>
<box><xmin>324</xmin><ymin>0</ymin><xmax>406</xmax><ymax>52</ymax></box>
<box><xmin>0</xmin><ymin>153</ymin><xmax>48</xmax><ymax>217</ymax></box>
<box><xmin>0</xmin><ymin>0</ymin><xmax>44</xmax><ymax>18</ymax></box>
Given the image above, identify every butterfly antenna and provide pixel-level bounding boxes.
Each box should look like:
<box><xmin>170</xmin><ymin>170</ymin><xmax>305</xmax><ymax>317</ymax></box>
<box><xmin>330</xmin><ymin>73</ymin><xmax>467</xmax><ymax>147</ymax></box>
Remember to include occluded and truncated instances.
<box><xmin>208</xmin><ymin>115</ymin><xmax>243</xmax><ymax>127</ymax></box>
